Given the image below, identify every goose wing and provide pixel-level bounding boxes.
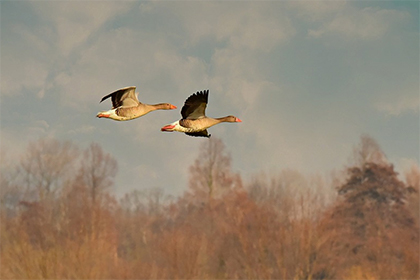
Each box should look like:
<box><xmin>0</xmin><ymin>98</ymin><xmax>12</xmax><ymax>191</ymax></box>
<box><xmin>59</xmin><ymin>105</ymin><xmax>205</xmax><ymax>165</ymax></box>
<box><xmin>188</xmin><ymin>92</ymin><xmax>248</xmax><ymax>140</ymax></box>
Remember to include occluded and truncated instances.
<box><xmin>100</xmin><ymin>86</ymin><xmax>139</xmax><ymax>108</ymax></box>
<box><xmin>181</xmin><ymin>90</ymin><xmax>208</xmax><ymax>120</ymax></box>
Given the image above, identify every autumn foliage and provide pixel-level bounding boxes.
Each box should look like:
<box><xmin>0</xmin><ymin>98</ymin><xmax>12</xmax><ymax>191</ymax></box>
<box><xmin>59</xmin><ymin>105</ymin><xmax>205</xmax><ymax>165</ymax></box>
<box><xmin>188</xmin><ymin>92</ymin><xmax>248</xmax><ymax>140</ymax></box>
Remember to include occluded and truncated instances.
<box><xmin>1</xmin><ymin>136</ymin><xmax>418</xmax><ymax>279</ymax></box>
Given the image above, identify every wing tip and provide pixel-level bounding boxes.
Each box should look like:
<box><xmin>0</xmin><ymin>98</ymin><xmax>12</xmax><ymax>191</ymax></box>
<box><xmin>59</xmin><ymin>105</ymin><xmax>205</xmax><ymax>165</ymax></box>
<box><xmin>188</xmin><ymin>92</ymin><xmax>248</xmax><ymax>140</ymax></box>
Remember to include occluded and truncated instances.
<box><xmin>190</xmin><ymin>89</ymin><xmax>209</xmax><ymax>102</ymax></box>
<box><xmin>185</xmin><ymin>89</ymin><xmax>209</xmax><ymax>102</ymax></box>
<box><xmin>99</xmin><ymin>94</ymin><xmax>111</xmax><ymax>103</ymax></box>
<box><xmin>196</xmin><ymin>89</ymin><xmax>209</xmax><ymax>95</ymax></box>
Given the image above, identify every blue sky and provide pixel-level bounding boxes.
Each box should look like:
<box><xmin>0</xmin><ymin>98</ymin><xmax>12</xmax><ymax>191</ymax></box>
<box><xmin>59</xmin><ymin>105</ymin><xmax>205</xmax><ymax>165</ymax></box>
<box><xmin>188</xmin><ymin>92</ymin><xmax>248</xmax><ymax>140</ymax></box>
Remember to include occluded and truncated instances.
<box><xmin>1</xmin><ymin>1</ymin><xmax>419</xmax><ymax>197</ymax></box>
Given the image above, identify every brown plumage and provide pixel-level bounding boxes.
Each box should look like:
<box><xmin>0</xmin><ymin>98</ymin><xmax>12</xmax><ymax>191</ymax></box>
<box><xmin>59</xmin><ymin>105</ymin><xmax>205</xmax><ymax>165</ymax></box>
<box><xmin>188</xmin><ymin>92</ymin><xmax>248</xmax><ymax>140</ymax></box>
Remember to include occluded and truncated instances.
<box><xmin>97</xmin><ymin>86</ymin><xmax>176</xmax><ymax>121</ymax></box>
<box><xmin>161</xmin><ymin>90</ymin><xmax>241</xmax><ymax>137</ymax></box>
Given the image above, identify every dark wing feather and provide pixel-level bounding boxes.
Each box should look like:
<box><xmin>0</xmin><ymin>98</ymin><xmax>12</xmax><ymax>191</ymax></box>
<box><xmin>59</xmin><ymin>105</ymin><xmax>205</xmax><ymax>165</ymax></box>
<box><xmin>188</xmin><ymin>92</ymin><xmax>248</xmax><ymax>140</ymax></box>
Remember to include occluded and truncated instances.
<box><xmin>185</xmin><ymin>130</ymin><xmax>211</xmax><ymax>138</ymax></box>
<box><xmin>181</xmin><ymin>90</ymin><xmax>209</xmax><ymax>119</ymax></box>
<box><xmin>100</xmin><ymin>86</ymin><xmax>139</xmax><ymax>109</ymax></box>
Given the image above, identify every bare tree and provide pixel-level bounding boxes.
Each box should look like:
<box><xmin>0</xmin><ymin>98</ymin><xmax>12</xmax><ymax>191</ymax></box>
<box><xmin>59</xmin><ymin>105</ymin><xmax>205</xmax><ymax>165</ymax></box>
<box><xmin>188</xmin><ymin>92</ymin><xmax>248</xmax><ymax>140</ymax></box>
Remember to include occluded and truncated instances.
<box><xmin>76</xmin><ymin>142</ymin><xmax>118</xmax><ymax>202</ymax></box>
<box><xmin>248</xmin><ymin>170</ymin><xmax>299</xmax><ymax>214</ymax></box>
<box><xmin>145</xmin><ymin>187</ymin><xmax>167</xmax><ymax>215</ymax></box>
<box><xmin>120</xmin><ymin>187</ymin><xmax>171</xmax><ymax>215</ymax></box>
<box><xmin>17</xmin><ymin>138</ymin><xmax>79</xmax><ymax>199</ymax></box>
<box><xmin>248</xmin><ymin>169</ymin><xmax>330</xmax><ymax>223</ymax></box>
<box><xmin>0</xmin><ymin>150</ymin><xmax>22</xmax><ymax>216</ymax></box>
<box><xmin>187</xmin><ymin>137</ymin><xmax>242</xmax><ymax>204</ymax></box>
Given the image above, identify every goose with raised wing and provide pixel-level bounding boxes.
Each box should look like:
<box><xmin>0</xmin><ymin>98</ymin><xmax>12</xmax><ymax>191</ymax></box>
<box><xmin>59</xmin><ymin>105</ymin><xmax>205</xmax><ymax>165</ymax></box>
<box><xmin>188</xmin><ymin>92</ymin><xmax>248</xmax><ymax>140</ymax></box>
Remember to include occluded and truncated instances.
<box><xmin>97</xmin><ymin>86</ymin><xmax>177</xmax><ymax>121</ymax></box>
<box><xmin>161</xmin><ymin>90</ymin><xmax>241</xmax><ymax>138</ymax></box>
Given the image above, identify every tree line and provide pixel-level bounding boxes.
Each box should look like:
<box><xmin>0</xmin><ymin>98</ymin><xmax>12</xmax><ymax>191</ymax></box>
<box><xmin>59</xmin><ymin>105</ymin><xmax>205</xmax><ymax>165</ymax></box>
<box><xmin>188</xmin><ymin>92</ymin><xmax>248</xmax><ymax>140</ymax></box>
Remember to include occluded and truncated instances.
<box><xmin>1</xmin><ymin>136</ymin><xmax>418</xmax><ymax>279</ymax></box>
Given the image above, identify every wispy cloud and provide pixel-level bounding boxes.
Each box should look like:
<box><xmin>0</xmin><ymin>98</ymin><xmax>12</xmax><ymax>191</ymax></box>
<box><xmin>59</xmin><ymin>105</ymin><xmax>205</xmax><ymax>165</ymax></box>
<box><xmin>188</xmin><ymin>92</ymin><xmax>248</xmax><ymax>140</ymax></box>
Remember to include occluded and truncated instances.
<box><xmin>376</xmin><ymin>95</ymin><xmax>419</xmax><ymax>116</ymax></box>
<box><xmin>1</xmin><ymin>46</ymin><xmax>50</xmax><ymax>97</ymax></box>
<box><xmin>166</xmin><ymin>2</ymin><xmax>295</xmax><ymax>50</ymax></box>
<box><xmin>29</xmin><ymin>2</ymin><xmax>132</xmax><ymax>55</ymax></box>
<box><xmin>67</xmin><ymin>125</ymin><xmax>98</xmax><ymax>135</ymax></box>
<box><xmin>308</xmin><ymin>7</ymin><xmax>411</xmax><ymax>40</ymax></box>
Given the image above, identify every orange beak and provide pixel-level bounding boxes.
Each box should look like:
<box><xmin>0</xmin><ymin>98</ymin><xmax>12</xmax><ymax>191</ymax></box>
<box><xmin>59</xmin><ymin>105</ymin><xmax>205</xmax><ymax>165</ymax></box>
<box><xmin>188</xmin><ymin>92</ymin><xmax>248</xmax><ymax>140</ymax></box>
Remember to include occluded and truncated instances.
<box><xmin>170</xmin><ymin>104</ymin><xmax>177</xmax><ymax>109</ymax></box>
<box><xmin>97</xmin><ymin>113</ymin><xmax>109</xmax><ymax>118</ymax></box>
<box><xmin>161</xmin><ymin>124</ymin><xmax>176</xmax><ymax>131</ymax></box>
<box><xmin>236</xmin><ymin>118</ymin><xmax>242</xmax><ymax>122</ymax></box>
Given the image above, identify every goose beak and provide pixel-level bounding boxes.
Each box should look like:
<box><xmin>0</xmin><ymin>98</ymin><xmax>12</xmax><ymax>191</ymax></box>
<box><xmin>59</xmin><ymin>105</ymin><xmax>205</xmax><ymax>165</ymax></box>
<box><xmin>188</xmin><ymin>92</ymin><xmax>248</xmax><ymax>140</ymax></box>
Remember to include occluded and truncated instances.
<box><xmin>97</xmin><ymin>113</ymin><xmax>109</xmax><ymax>118</ymax></box>
<box><xmin>236</xmin><ymin>118</ymin><xmax>242</xmax><ymax>122</ymax></box>
<box><xmin>161</xmin><ymin>124</ymin><xmax>176</xmax><ymax>131</ymax></box>
<box><xmin>170</xmin><ymin>104</ymin><xmax>177</xmax><ymax>109</ymax></box>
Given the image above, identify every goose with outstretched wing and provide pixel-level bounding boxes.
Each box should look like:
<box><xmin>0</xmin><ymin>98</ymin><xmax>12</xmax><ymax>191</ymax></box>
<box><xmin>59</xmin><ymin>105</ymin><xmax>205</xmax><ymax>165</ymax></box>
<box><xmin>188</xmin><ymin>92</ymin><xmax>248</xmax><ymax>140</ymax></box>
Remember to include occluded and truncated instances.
<box><xmin>161</xmin><ymin>90</ymin><xmax>241</xmax><ymax>138</ymax></box>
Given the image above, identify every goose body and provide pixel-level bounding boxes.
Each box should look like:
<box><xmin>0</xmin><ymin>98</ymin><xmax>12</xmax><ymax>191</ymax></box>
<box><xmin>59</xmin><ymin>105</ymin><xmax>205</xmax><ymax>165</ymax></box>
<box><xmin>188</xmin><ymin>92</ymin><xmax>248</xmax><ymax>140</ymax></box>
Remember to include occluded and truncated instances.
<box><xmin>97</xmin><ymin>86</ymin><xmax>176</xmax><ymax>121</ymax></box>
<box><xmin>161</xmin><ymin>90</ymin><xmax>241</xmax><ymax>137</ymax></box>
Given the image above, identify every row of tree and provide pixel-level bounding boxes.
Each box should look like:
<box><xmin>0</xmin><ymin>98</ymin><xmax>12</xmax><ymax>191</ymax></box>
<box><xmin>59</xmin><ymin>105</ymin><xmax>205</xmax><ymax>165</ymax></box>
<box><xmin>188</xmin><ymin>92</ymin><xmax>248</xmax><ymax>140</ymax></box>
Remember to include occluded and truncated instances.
<box><xmin>1</xmin><ymin>136</ymin><xmax>418</xmax><ymax>279</ymax></box>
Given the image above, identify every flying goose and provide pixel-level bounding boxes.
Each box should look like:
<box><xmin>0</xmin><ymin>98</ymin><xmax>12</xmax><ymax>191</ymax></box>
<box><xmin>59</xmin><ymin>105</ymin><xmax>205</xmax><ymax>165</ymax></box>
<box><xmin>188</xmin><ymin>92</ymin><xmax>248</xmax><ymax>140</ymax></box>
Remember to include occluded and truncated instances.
<box><xmin>97</xmin><ymin>86</ymin><xmax>176</xmax><ymax>121</ymax></box>
<box><xmin>161</xmin><ymin>90</ymin><xmax>241</xmax><ymax>137</ymax></box>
